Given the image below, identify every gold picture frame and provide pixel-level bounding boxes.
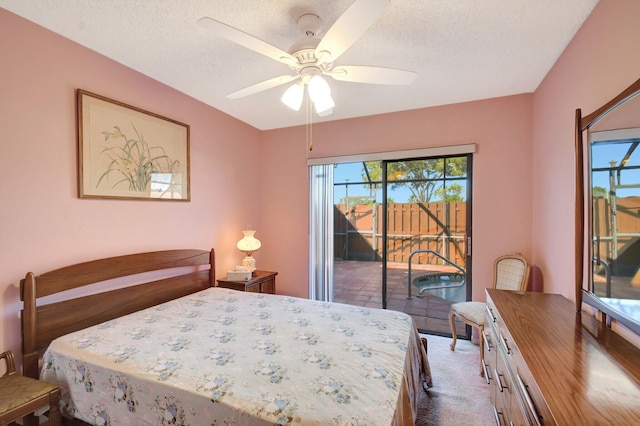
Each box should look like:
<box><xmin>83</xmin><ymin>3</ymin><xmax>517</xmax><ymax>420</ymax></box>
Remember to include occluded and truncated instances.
<box><xmin>77</xmin><ymin>89</ymin><xmax>190</xmax><ymax>201</ymax></box>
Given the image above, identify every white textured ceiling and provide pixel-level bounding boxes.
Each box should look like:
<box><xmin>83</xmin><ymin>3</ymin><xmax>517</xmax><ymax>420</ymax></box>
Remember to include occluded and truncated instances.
<box><xmin>1</xmin><ymin>0</ymin><xmax>598</xmax><ymax>130</ymax></box>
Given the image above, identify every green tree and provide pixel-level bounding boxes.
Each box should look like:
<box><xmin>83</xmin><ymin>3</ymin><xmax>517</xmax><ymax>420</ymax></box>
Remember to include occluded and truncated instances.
<box><xmin>339</xmin><ymin>196</ymin><xmax>376</xmax><ymax>205</ymax></box>
<box><xmin>433</xmin><ymin>182</ymin><xmax>465</xmax><ymax>202</ymax></box>
<box><xmin>362</xmin><ymin>158</ymin><xmax>466</xmax><ymax>203</ymax></box>
<box><xmin>592</xmin><ymin>186</ymin><xmax>608</xmax><ymax>199</ymax></box>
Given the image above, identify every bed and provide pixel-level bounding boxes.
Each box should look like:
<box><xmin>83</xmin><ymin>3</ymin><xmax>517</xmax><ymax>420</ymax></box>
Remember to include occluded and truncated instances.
<box><xmin>21</xmin><ymin>249</ymin><xmax>431</xmax><ymax>425</ymax></box>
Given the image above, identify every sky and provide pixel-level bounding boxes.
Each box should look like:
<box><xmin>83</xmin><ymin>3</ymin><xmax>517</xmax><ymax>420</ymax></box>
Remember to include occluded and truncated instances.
<box><xmin>333</xmin><ymin>162</ymin><xmax>417</xmax><ymax>204</ymax></box>
<box><xmin>333</xmin><ymin>159</ymin><xmax>468</xmax><ymax>205</ymax></box>
<box><xmin>591</xmin><ymin>140</ymin><xmax>640</xmax><ymax>198</ymax></box>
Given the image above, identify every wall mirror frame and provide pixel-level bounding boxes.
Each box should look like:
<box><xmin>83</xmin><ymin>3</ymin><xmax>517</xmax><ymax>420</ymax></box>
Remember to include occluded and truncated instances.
<box><xmin>575</xmin><ymin>77</ymin><xmax>640</xmax><ymax>336</ymax></box>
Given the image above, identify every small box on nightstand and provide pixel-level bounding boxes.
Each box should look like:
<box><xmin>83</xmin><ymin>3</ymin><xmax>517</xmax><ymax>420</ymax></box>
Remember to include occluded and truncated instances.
<box><xmin>226</xmin><ymin>270</ymin><xmax>252</xmax><ymax>281</ymax></box>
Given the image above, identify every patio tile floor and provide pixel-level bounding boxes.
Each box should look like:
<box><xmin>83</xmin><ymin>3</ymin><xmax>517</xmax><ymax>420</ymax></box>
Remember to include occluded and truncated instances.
<box><xmin>333</xmin><ymin>260</ymin><xmax>468</xmax><ymax>337</ymax></box>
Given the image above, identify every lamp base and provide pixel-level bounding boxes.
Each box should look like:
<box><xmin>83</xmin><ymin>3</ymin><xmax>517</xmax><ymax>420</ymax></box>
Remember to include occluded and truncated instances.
<box><xmin>242</xmin><ymin>256</ymin><xmax>256</xmax><ymax>273</ymax></box>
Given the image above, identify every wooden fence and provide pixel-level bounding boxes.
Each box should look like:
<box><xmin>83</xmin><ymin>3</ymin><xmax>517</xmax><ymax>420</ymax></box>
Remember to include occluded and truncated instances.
<box><xmin>334</xmin><ymin>202</ymin><xmax>467</xmax><ymax>266</ymax></box>
<box><xmin>593</xmin><ymin>197</ymin><xmax>640</xmax><ymax>275</ymax></box>
<box><xmin>333</xmin><ymin>197</ymin><xmax>640</xmax><ymax>272</ymax></box>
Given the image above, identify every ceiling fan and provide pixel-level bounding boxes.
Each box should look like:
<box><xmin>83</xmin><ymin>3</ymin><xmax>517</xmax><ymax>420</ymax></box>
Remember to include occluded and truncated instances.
<box><xmin>198</xmin><ymin>0</ymin><xmax>416</xmax><ymax>117</ymax></box>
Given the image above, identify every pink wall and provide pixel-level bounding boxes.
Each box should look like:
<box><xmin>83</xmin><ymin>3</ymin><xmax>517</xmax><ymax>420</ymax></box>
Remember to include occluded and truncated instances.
<box><xmin>0</xmin><ymin>10</ymin><xmax>263</xmax><ymax>357</ymax></box>
<box><xmin>3</xmin><ymin>0</ymin><xmax>639</xmax><ymax>360</ymax></box>
<box><xmin>260</xmin><ymin>95</ymin><xmax>534</xmax><ymax>299</ymax></box>
<box><xmin>532</xmin><ymin>0</ymin><xmax>640</xmax><ymax>299</ymax></box>
<box><xmin>258</xmin><ymin>126</ymin><xmax>312</xmax><ymax>298</ymax></box>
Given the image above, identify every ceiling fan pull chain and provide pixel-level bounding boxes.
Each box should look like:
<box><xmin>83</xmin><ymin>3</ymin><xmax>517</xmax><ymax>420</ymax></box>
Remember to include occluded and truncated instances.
<box><xmin>309</xmin><ymin>107</ymin><xmax>313</xmax><ymax>152</ymax></box>
<box><xmin>307</xmin><ymin>94</ymin><xmax>313</xmax><ymax>151</ymax></box>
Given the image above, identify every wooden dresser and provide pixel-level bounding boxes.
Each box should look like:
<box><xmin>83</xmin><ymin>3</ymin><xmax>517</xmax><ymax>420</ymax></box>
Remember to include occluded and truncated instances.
<box><xmin>483</xmin><ymin>289</ymin><xmax>640</xmax><ymax>425</ymax></box>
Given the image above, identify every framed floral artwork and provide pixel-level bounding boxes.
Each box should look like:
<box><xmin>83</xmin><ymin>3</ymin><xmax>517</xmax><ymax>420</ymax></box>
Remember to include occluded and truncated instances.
<box><xmin>77</xmin><ymin>89</ymin><xmax>190</xmax><ymax>201</ymax></box>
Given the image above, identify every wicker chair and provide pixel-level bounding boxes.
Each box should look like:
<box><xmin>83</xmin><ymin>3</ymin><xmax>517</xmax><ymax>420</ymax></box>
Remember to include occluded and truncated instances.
<box><xmin>448</xmin><ymin>253</ymin><xmax>530</xmax><ymax>376</ymax></box>
<box><xmin>0</xmin><ymin>350</ymin><xmax>61</xmax><ymax>426</ymax></box>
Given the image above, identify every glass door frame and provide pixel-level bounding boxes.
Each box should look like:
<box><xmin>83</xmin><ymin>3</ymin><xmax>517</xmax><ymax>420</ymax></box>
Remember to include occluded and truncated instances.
<box><xmin>380</xmin><ymin>154</ymin><xmax>473</xmax><ymax>316</ymax></box>
<box><xmin>309</xmin><ymin>144</ymin><xmax>476</xmax><ymax>332</ymax></box>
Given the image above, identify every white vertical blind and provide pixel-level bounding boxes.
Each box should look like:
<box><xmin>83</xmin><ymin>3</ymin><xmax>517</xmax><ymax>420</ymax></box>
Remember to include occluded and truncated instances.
<box><xmin>309</xmin><ymin>164</ymin><xmax>334</xmax><ymax>301</ymax></box>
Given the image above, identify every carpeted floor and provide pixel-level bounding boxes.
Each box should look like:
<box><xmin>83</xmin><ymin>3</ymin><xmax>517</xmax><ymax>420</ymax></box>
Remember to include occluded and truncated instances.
<box><xmin>416</xmin><ymin>334</ymin><xmax>494</xmax><ymax>425</ymax></box>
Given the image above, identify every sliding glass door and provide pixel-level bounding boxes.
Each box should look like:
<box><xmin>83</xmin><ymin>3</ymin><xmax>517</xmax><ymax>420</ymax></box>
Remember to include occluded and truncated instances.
<box><xmin>332</xmin><ymin>162</ymin><xmax>383</xmax><ymax>308</ymax></box>
<box><xmin>382</xmin><ymin>156</ymin><xmax>471</xmax><ymax>334</ymax></box>
<box><xmin>331</xmin><ymin>154</ymin><xmax>473</xmax><ymax>335</ymax></box>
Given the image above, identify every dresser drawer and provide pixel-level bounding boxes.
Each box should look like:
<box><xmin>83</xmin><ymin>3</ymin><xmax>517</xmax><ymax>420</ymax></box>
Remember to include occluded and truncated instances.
<box><xmin>486</xmin><ymin>291</ymin><xmax>545</xmax><ymax>426</ymax></box>
<box><xmin>482</xmin><ymin>289</ymin><xmax>640</xmax><ymax>425</ymax></box>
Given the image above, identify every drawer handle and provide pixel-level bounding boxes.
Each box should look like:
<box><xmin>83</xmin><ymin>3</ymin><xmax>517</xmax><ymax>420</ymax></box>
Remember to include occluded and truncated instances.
<box><xmin>492</xmin><ymin>406</ymin><xmax>502</xmax><ymax>426</ymax></box>
<box><xmin>483</xmin><ymin>330</ymin><xmax>493</xmax><ymax>352</ymax></box>
<box><xmin>482</xmin><ymin>359</ymin><xmax>491</xmax><ymax>385</ymax></box>
<box><xmin>494</xmin><ymin>368</ymin><xmax>506</xmax><ymax>393</ymax></box>
<box><xmin>486</xmin><ymin>306</ymin><xmax>497</xmax><ymax>323</ymax></box>
<box><xmin>516</xmin><ymin>374</ymin><xmax>542</xmax><ymax>426</ymax></box>
<box><xmin>500</xmin><ymin>333</ymin><xmax>511</xmax><ymax>354</ymax></box>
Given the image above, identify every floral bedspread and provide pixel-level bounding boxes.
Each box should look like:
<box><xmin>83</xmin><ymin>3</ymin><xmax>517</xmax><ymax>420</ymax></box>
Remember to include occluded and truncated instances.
<box><xmin>41</xmin><ymin>287</ymin><xmax>431</xmax><ymax>425</ymax></box>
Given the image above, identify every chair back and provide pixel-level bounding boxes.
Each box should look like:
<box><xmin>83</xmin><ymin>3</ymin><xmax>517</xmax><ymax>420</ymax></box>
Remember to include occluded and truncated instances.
<box><xmin>493</xmin><ymin>254</ymin><xmax>530</xmax><ymax>291</ymax></box>
<box><xmin>0</xmin><ymin>351</ymin><xmax>16</xmax><ymax>376</ymax></box>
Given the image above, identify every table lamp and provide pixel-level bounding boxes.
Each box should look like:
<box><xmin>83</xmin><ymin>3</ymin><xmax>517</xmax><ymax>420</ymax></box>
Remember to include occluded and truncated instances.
<box><xmin>237</xmin><ymin>228</ymin><xmax>261</xmax><ymax>273</ymax></box>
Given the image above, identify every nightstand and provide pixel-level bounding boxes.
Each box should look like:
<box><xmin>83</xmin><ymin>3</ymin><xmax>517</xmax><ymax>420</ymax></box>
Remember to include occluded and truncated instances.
<box><xmin>217</xmin><ymin>270</ymin><xmax>278</xmax><ymax>294</ymax></box>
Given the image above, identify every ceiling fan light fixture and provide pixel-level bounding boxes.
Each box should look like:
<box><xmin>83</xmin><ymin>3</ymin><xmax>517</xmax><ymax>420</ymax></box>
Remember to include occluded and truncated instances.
<box><xmin>313</xmin><ymin>93</ymin><xmax>335</xmax><ymax>115</ymax></box>
<box><xmin>308</xmin><ymin>75</ymin><xmax>334</xmax><ymax>114</ymax></box>
<box><xmin>281</xmin><ymin>82</ymin><xmax>304</xmax><ymax>111</ymax></box>
<box><xmin>308</xmin><ymin>75</ymin><xmax>331</xmax><ymax>103</ymax></box>
<box><xmin>317</xmin><ymin>106</ymin><xmax>334</xmax><ymax>117</ymax></box>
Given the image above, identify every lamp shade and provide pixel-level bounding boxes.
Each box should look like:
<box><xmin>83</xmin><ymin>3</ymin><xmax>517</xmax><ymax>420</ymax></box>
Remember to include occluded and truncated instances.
<box><xmin>237</xmin><ymin>229</ymin><xmax>261</xmax><ymax>254</ymax></box>
<box><xmin>308</xmin><ymin>75</ymin><xmax>334</xmax><ymax>114</ymax></box>
<box><xmin>307</xmin><ymin>75</ymin><xmax>330</xmax><ymax>103</ymax></box>
<box><xmin>314</xmin><ymin>93</ymin><xmax>335</xmax><ymax>115</ymax></box>
<box><xmin>280</xmin><ymin>75</ymin><xmax>336</xmax><ymax>116</ymax></box>
<box><xmin>281</xmin><ymin>82</ymin><xmax>304</xmax><ymax>111</ymax></box>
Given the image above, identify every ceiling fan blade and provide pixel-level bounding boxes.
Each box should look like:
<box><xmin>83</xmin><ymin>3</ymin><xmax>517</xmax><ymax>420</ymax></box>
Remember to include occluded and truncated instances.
<box><xmin>198</xmin><ymin>17</ymin><xmax>296</xmax><ymax>65</ymax></box>
<box><xmin>315</xmin><ymin>0</ymin><xmax>389</xmax><ymax>62</ymax></box>
<box><xmin>327</xmin><ymin>66</ymin><xmax>416</xmax><ymax>85</ymax></box>
<box><xmin>227</xmin><ymin>74</ymin><xmax>299</xmax><ymax>99</ymax></box>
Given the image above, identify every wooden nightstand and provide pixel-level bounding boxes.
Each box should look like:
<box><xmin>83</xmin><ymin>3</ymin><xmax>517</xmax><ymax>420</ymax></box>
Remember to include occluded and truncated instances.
<box><xmin>217</xmin><ymin>270</ymin><xmax>277</xmax><ymax>294</ymax></box>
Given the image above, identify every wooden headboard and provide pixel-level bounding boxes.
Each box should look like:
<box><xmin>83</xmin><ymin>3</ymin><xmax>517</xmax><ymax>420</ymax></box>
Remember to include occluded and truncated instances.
<box><xmin>20</xmin><ymin>248</ymin><xmax>215</xmax><ymax>378</ymax></box>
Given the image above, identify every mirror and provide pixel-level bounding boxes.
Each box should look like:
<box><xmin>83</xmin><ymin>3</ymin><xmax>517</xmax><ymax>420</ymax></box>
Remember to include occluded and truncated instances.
<box><xmin>576</xmin><ymin>78</ymin><xmax>640</xmax><ymax>335</ymax></box>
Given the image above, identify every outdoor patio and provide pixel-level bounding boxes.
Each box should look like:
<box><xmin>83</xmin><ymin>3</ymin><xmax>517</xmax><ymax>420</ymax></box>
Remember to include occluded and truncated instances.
<box><xmin>333</xmin><ymin>260</ymin><xmax>468</xmax><ymax>336</ymax></box>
